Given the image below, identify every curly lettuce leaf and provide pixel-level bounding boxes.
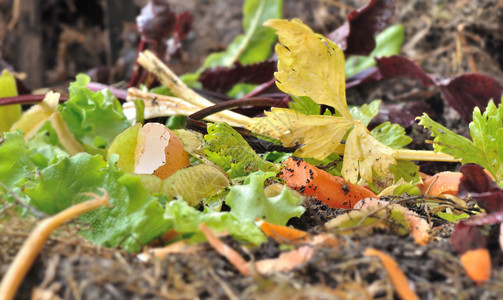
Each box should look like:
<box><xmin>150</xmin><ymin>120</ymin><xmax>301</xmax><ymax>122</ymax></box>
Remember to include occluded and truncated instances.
<box><xmin>0</xmin><ymin>70</ymin><xmax>20</xmax><ymax>134</ymax></box>
<box><xmin>0</xmin><ymin>131</ymin><xmax>35</xmax><ymax>197</ymax></box>
<box><xmin>59</xmin><ymin>74</ymin><xmax>130</xmax><ymax>153</ymax></box>
<box><xmin>418</xmin><ymin>98</ymin><xmax>503</xmax><ymax>183</ymax></box>
<box><xmin>225</xmin><ymin>171</ymin><xmax>305</xmax><ymax>225</ymax></box>
<box><xmin>161</xmin><ymin>164</ymin><xmax>230</xmax><ymax>206</ymax></box>
<box><xmin>24</xmin><ymin>153</ymin><xmax>169</xmax><ymax>253</ymax></box>
<box><xmin>164</xmin><ymin>199</ymin><xmax>266</xmax><ymax>245</ymax></box>
<box><xmin>204</xmin><ymin>122</ymin><xmax>277</xmax><ymax>178</ymax></box>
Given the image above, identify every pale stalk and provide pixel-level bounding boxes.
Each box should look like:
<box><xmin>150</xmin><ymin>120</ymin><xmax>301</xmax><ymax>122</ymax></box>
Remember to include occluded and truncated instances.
<box><xmin>126</xmin><ymin>88</ymin><xmax>248</xmax><ymax>124</ymax></box>
<box><xmin>0</xmin><ymin>190</ymin><xmax>109</xmax><ymax>300</ymax></box>
<box><xmin>137</xmin><ymin>51</ymin><xmax>252</xmax><ymax>127</ymax></box>
<box><xmin>330</xmin><ymin>146</ymin><xmax>459</xmax><ymax>162</ymax></box>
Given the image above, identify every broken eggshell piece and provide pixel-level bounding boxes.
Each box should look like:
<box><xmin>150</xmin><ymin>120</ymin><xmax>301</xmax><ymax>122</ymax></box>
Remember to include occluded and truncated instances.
<box><xmin>134</xmin><ymin>123</ymin><xmax>190</xmax><ymax>179</ymax></box>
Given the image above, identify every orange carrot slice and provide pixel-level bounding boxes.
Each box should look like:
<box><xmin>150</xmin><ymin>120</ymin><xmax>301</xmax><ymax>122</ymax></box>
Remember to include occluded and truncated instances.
<box><xmin>257</xmin><ymin>219</ymin><xmax>308</xmax><ymax>243</ymax></box>
<box><xmin>460</xmin><ymin>248</ymin><xmax>491</xmax><ymax>285</ymax></box>
<box><xmin>364</xmin><ymin>248</ymin><xmax>419</xmax><ymax>300</ymax></box>
<box><xmin>279</xmin><ymin>157</ymin><xmax>377</xmax><ymax>209</ymax></box>
<box><xmin>418</xmin><ymin>171</ymin><xmax>462</xmax><ymax>196</ymax></box>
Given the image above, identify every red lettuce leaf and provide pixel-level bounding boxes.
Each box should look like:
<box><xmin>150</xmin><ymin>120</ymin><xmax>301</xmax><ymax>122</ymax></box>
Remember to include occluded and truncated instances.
<box><xmin>437</xmin><ymin>74</ymin><xmax>503</xmax><ymax>123</ymax></box>
<box><xmin>199</xmin><ymin>60</ymin><xmax>276</xmax><ymax>93</ymax></box>
<box><xmin>352</xmin><ymin>56</ymin><xmax>503</xmax><ymax>122</ymax></box>
<box><xmin>451</xmin><ymin>222</ymin><xmax>489</xmax><ymax>254</ymax></box>
<box><xmin>459</xmin><ymin>164</ymin><xmax>503</xmax><ymax>213</ymax></box>
<box><xmin>328</xmin><ymin>0</ymin><xmax>395</xmax><ymax>56</ymax></box>
<box><xmin>451</xmin><ymin>164</ymin><xmax>503</xmax><ymax>254</ymax></box>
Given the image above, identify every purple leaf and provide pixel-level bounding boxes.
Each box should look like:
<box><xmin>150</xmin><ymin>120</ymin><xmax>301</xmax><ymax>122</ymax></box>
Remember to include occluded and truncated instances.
<box><xmin>459</xmin><ymin>164</ymin><xmax>503</xmax><ymax>213</ymax></box>
<box><xmin>199</xmin><ymin>60</ymin><xmax>276</xmax><ymax>93</ymax></box>
<box><xmin>328</xmin><ymin>0</ymin><xmax>395</xmax><ymax>56</ymax></box>
<box><xmin>136</xmin><ymin>0</ymin><xmax>176</xmax><ymax>43</ymax></box>
<box><xmin>352</xmin><ymin>55</ymin><xmax>503</xmax><ymax>123</ymax></box>
<box><xmin>463</xmin><ymin>211</ymin><xmax>503</xmax><ymax>226</ymax></box>
<box><xmin>438</xmin><ymin>74</ymin><xmax>503</xmax><ymax>123</ymax></box>
<box><xmin>375</xmin><ymin>56</ymin><xmax>436</xmax><ymax>86</ymax></box>
<box><xmin>451</xmin><ymin>222</ymin><xmax>489</xmax><ymax>254</ymax></box>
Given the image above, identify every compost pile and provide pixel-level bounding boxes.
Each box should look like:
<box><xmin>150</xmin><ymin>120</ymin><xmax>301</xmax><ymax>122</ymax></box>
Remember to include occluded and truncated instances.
<box><xmin>1</xmin><ymin>0</ymin><xmax>503</xmax><ymax>299</ymax></box>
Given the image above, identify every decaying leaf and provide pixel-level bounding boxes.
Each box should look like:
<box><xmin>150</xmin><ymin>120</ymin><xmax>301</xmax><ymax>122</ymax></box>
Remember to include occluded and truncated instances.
<box><xmin>246</xmin><ymin>19</ymin><xmax>397</xmax><ymax>183</ymax></box>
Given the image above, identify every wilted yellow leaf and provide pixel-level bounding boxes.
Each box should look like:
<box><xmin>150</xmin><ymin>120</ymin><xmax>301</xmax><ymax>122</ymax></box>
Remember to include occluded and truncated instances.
<box><xmin>11</xmin><ymin>91</ymin><xmax>59</xmax><ymax>139</ymax></box>
<box><xmin>246</xmin><ymin>19</ymin><xmax>401</xmax><ymax>183</ymax></box>
<box><xmin>247</xmin><ymin>107</ymin><xmax>352</xmax><ymax>160</ymax></box>
<box><xmin>264</xmin><ymin>19</ymin><xmax>351</xmax><ymax>119</ymax></box>
<box><xmin>343</xmin><ymin>122</ymin><xmax>397</xmax><ymax>183</ymax></box>
<box><xmin>0</xmin><ymin>70</ymin><xmax>21</xmax><ymax>135</ymax></box>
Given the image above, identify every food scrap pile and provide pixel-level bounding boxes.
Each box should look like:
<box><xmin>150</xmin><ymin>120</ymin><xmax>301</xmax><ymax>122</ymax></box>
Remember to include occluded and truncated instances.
<box><xmin>1</xmin><ymin>0</ymin><xmax>503</xmax><ymax>299</ymax></box>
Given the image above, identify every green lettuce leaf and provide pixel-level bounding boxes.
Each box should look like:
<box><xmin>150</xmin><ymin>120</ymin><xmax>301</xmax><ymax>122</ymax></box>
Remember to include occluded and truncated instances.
<box><xmin>350</xmin><ymin>100</ymin><xmax>381</xmax><ymax>126</ymax></box>
<box><xmin>203</xmin><ymin>0</ymin><xmax>283</xmax><ymax>68</ymax></box>
<box><xmin>204</xmin><ymin>122</ymin><xmax>277</xmax><ymax>178</ymax></box>
<box><xmin>345</xmin><ymin>24</ymin><xmax>405</xmax><ymax>77</ymax></box>
<box><xmin>389</xmin><ymin>160</ymin><xmax>421</xmax><ymax>184</ymax></box>
<box><xmin>24</xmin><ymin>153</ymin><xmax>169</xmax><ymax>253</ymax></box>
<box><xmin>59</xmin><ymin>74</ymin><xmax>130</xmax><ymax>154</ymax></box>
<box><xmin>289</xmin><ymin>96</ymin><xmax>320</xmax><ymax>115</ymax></box>
<box><xmin>371</xmin><ymin>121</ymin><xmax>412</xmax><ymax>148</ymax></box>
<box><xmin>164</xmin><ymin>198</ymin><xmax>266</xmax><ymax>245</ymax></box>
<box><xmin>418</xmin><ymin>98</ymin><xmax>503</xmax><ymax>183</ymax></box>
<box><xmin>0</xmin><ymin>131</ymin><xmax>35</xmax><ymax>201</ymax></box>
<box><xmin>0</xmin><ymin>69</ymin><xmax>21</xmax><ymax>134</ymax></box>
<box><xmin>225</xmin><ymin>171</ymin><xmax>305</xmax><ymax>225</ymax></box>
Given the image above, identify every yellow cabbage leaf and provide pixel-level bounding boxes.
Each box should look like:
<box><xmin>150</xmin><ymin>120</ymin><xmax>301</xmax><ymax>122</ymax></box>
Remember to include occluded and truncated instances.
<box><xmin>264</xmin><ymin>19</ymin><xmax>351</xmax><ymax>119</ymax></box>
<box><xmin>11</xmin><ymin>91</ymin><xmax>84</xmax><ymax>154</ymax></box>
<box><xmin>0</xmin><ymin>70</ymin><xmax>21</xmax><ymax>135</ymax></box>
<box><xmin>246</xmin><ymin>19</ymin><xmax>400</xmax><ymax>183</ymax></box>
<box><xmin>342</xmin><ymin>121</ymin><xmax>397</xmax><ymax>183</ymax></box>
<box><xmin>247</xmin><ymin>107</ymin><xmax>352</xmax><ymax>160</ymax></box>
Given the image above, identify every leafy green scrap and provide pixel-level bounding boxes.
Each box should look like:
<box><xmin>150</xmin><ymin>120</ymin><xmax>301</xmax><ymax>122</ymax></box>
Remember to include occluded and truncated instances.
<box><xmin>204</xmin><ymin>122</ymin><xmax>277</xmax><ymax>178</ymax></box>
<box><xmin>225</xmin><ymin>171</ymin><xmax>305</xmax><ymax>225</ymax></box>
<box><xmin>24</xmin><ymin>153</ymin><xmax>169</xmax><ymax>253</ymax></box>
<box><xmin>418</xmin><ymin>98</ymin><xmax>503</xmax><ymax>183</ymax></box>
<box><xmin>164</xmin><ymin>198</ymin><xmax>266</xmax><ymax>245</ymax></box>
<box><xmin>203</xmin><ymin>0</ymin><xmax>283</xmax><ymax>68</ymax></box>
<box><xmin>59</xmin><ymin>74</ymin><xmax>130</xmax><ymax>153</ymax></box>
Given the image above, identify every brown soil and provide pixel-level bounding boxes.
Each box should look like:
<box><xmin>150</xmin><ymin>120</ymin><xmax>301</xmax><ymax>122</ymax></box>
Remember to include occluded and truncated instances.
<box><xmin>2</xmin><ymin>0</ymin><xmax>503</xmax><ymax>299</ymax></box>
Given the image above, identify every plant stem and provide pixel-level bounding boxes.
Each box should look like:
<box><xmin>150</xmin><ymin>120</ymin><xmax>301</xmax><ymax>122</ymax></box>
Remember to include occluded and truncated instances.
<box><xmin>137</xmin><ymin>50</ymin><xmax>252</xmax><ymax>127</ymax></box>
<box><xmin>394</xmin><ymin>149</ymin><xmax>460</xmax><ymax>162</ymax></box>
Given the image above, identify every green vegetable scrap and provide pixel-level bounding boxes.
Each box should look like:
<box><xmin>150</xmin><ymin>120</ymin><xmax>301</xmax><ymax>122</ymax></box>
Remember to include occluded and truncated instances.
<box><xmin>204</xmin><ymin>122</ymin><xmax>278</xmax><ymax>178</ymax></box>
<box><xmin>60</xmin><ymin>74</ymin><xmax>130</xmax><ymax>154</ymax></box>
<box><xmin>225</xmin><ymin>171</ymin><xmax>305</xmax><ymax>225</ymax></box>
<box><xmin>418</xmin><ymin>97</ymin><xmax>503</xmax><ymax>184</ymax></box>
<box><xmin>164</xmin><ymin>199</ymin><xmax>266</xmax><ymax>245</ymax></box>
<box><xmin>24</xmin><ymin>153</ymin><xmax>169</xmax><ymax>253</ymax></box>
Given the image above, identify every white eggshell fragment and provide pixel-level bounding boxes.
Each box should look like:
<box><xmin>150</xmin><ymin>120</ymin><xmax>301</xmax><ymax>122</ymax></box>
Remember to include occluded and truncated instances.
<box><xmin>134</xmin><ymin>123</ymin><xmax>190</xmax><ymax>179</ymax></box>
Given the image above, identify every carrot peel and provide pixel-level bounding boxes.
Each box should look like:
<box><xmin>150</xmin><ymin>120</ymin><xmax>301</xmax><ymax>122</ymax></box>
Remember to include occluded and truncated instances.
<box><xmin>460</xmin><ymin>248</ymin><xmax>491</xmax><ymax>285</ymax></box>
<box><xmin>257</xmin><ymin>219</ymin><xmax>308</xmax><ymax>244</ymax></box>
<box><xmin>364</xmin><ymin>248</ymin><xmax>419</xmax><ymax>300</ymax></box>
<box><xmin>279</xmin><ymin>157</ymin><xmax>376</xmax><ymax>209</ymax></box>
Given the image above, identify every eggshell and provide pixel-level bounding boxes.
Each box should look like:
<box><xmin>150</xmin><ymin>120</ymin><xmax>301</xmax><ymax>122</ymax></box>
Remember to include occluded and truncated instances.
<box><xmin>134</xmin><ymin>123</ymin><xmax>190</xmax><ymax>179</ymax></box>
